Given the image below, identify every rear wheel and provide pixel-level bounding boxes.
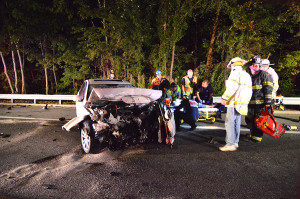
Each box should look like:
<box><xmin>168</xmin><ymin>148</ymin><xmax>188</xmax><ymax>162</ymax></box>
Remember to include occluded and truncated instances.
<box><xmin>80</xmin><ymin>120</ymin><xmax>95</xmax><ymax>153</ymax></box>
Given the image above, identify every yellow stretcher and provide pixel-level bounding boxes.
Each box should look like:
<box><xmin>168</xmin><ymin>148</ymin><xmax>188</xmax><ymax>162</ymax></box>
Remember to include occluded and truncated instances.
<box><xmin>197</xmin><ymin>108</ymin><xmax>220</xmax><ymax>123</ymax></box>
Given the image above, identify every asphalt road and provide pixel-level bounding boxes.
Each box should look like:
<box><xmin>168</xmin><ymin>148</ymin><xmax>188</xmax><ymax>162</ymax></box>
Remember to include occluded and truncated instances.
<box><xmin>0</xmin><ymin>104</ymin><xmax>299</xmax><ymax>199</ymax></box>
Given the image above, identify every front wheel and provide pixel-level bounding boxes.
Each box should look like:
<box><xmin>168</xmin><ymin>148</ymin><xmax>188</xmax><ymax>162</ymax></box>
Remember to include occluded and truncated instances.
<box><xmin>80</xmin><ymin>120</ymin><xmax>95</xmax><ymax>153</ymax></box>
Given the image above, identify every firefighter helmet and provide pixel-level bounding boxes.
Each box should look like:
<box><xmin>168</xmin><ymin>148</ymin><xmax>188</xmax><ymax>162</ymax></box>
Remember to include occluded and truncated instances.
<box><xmin>245</xmin><ymin>55</ymin><xmax>261</xmax><ymax>67</ymax></box>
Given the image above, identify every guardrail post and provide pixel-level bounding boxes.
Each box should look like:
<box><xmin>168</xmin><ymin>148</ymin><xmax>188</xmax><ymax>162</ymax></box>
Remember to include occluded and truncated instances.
<box><xmin>34</xmin><ymin>99</ymin><xmax>36</xmax><ymax>104</ymax></box>
<box><xmin>59</xmin><ymin>99</ymin><xmax>62</xmax><ymax>104</ymax></box>
<box><xmin>11</xmin><ymin>99</ymin><xmax>13</xmax><ymax>103</ymax></box>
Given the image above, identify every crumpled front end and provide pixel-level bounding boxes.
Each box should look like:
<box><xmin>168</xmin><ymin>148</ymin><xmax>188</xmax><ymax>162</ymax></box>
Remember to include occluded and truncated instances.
<box><xmin>87</xmin><ymin>101</ymin><xmax>160</xmax><ymax>149</ymax></box>
<box><xmin>63</xmin><ymin>88</ymin><xmax>163</xmax><ymax>150</ymax></box>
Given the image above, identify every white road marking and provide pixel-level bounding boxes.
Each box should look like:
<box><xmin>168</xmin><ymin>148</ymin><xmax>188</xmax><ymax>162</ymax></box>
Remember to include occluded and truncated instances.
<box><xmin>0</xmin><ymin>116</ymin><xmax>58</xmax><ymax>121</ymax></box>
<box><xmin>181</xmin><ymin>124</ymin><xmax>300</xmax><ymax>134</ymax></box>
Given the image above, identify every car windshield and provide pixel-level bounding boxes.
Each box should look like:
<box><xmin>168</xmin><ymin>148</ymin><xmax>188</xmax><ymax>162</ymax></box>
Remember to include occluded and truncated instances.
<box><xmin>87</xmin><ymin>83</ymin><xmax>134</xmax><ymax>99</ymax></box>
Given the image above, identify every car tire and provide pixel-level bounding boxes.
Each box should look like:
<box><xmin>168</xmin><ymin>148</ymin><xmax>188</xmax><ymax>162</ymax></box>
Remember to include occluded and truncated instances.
<box><xmin>80</xmin><ymin>120</ymin><xmax>95</xmax><ymax>154</ymax></box>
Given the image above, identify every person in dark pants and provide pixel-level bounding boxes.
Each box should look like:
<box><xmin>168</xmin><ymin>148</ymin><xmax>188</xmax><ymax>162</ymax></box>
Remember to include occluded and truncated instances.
<box><xmin>195</xmin><ymin>79</ymin><xmax>213</xmax><ymax>105</ymax></box>
<box><xmin>174</xmin><ymin>96</ymin><xmax>213</xmax><ymax>131</ymax></box>
<box><xmin>245</xmin><ymin>56</ymin><xmax>273</xmax><ymax>143</ymax></box>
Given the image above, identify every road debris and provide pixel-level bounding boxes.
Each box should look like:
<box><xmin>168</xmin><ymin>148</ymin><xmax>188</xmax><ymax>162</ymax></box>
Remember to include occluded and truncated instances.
<box><xmin>42</xmin><ymin>184</ymin><xmax>57</xmax><ymax>189</ymax></box>
<box><xmin>0</xmin><ymin>133</ymin><xmax>11</xmax><ymax>138</ymax></box>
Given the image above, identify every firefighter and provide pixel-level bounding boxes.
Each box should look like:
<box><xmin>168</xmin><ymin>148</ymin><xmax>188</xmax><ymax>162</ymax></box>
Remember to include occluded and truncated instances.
<box><xmin>219</xmin><ymin>57</ymin><xmax>252</xmax><ymax>151</ymax></box>
<box><xmin>108</xmin><ymin>70</ymin><xmax>115</xmax><ymax>79</ymax></box>
<box><xmin>260</xmin><ymin>59</ymin><xmax>279</xmax><ymax>108</ymax></box>
<box><xmin>245</xmin><ymin>55</ymin><xmax>273</xmax><ymax>143</ymax></box>
<box><xmin>180</xmin><ymin>69</ymin><xmax>197</xmax><ymax>99</ymax></box>
<box><xmin>168</xmin><ymin>82</ymin><xmax>181</xmax><ymax>101</ymax></box>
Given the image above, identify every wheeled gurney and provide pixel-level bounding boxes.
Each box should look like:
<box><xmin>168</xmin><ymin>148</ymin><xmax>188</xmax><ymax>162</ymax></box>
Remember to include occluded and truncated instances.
<box><xmin>197</xmin><ymin>107</ymin><xmax>220</xmax><ymax>123</ymax></box>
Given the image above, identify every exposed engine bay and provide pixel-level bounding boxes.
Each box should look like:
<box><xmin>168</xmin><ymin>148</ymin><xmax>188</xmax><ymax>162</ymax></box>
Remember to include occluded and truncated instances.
<box><xmin>85</xmin><ymin>100</ymin><xmax>160</xmax><ymax>150</ymax></box>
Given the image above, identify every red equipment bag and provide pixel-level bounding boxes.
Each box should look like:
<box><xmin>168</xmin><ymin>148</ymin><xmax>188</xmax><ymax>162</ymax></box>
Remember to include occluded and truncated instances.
<box><xmin>254</xmin><ymin>106</ymin><xmax>285</xmax><ymax>138</ymax></box>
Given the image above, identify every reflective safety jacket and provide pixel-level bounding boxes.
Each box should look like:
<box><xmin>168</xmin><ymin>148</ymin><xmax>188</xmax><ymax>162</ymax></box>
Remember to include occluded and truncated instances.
<box><xmin>150</xmin><ymin>76</ymin><xmax>166</xmax><ymax>89</ymax></box>
<box><xmin>168</xmin><ymin>85</ymin><xmax>181</xmax><ymax>100</ymax></box>
<box><xmin>222</xmin><ymin>66</ymin><xmax>252</xmax><ymax>115</ymax></box>
<box><xmin>265</xmin><ymin>67</ymin><xmax>279</xmax><ymax>99</ymax></box>
<box><xmin>182</xmin><ymin>76</ymin><xmax>197</xmax><ymax>96</ymax></box>
<box><xmin>249</xmin><ymin>70</ymin><xmax>273</xmax><ymax>106</ymax></box>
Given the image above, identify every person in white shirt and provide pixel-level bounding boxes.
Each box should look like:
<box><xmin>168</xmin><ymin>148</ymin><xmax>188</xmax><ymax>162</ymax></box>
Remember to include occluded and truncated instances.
<box><xmin>219</xmin><ymin>57</ymin><xmax>252</xmax><ymax>151</ymax></box>
<box><xmin>260</xmin><ymin>59</ymin><xmax>279</xmax><ymax>107</ymax></box>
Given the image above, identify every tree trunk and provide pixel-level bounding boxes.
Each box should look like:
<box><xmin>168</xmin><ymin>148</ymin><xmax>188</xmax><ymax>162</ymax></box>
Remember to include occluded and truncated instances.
<box><xmin>40</xmin><ymin>37</ymin><xmax>48</xmax><ymax>95</ymax></box>
<box><xmin>170</xmin><ymin>43</ymin><xmax>176</xmax><ymax>81</ymax></box>
<box><xmin>52</xmin><ymin>64</ymin><xmax>58</xmax><ymax>94</ymax></box>
<box><xmin>17</xmin><ymin>49</ymin><xmax>26</xmax><ymax>94</ymax></box>
<box><xmin>103</xmin><ymin>0</ymin><xmax>108</xmax><ymax>45</ymax></box>
<box><xmin>0</xmin><ymin>51</ymin><xmax>15</xmax><ymax>93</ymax></box>
<box><xmin>163</xmin><ymin>2</ymin><xmax>167</xmax><ymax>74</ymax></box>
<box><xmin>44</xmin><ymin>67</ymin><xmax>48</xmax><ymax>95</ymax></box>
<box><xmin>205</xmin><ymin>2</ymin><xmax>221</xmax><ymax>75</ymax></box>
<box><xmin>127</xmin><ymin>65</ymin><xmax>129</xmax><ymax>80</ymax></box>
<box><xmin>11</xmin><ymin>50</ymin><xmax>19</xmax><ymax>93</ymax></box>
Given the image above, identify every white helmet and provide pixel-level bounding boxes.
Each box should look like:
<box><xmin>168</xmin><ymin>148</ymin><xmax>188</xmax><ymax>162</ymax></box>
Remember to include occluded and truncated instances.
<box><xmin>227</xmin><ymin>57</ymin><xmax>247</xmax><ymax>68</ymax></box>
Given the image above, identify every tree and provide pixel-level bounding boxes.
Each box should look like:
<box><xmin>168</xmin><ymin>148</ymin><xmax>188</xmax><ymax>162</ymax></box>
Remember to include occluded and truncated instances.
<box><xmin>0</xmin><ymin>51</ymin><xmax>14</xmax><ymax>93</ymax></box>
<box><xmin>155</xmin><ymin>0</ymin><xmax>198</xmax><ymax>80</ymax></box>
<box><xmin>0</xmin><ymin>0</ymin><xmax>299</xmax><ymax>96</ymax></box>
<box><xmin>277</xmin><ymin>51</ymin><xmax>300</xmax><ymax>96</ymax></box>
<box><xmin>205</xmin><ymin>0</ymin><xmax>223</xmax><ymax>73</ymax></box>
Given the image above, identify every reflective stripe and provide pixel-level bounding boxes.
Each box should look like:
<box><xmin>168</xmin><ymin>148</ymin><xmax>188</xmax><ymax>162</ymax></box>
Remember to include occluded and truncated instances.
<box><xmin>250</xmin><ymin>135</ymin><xmax>262</xmax><ymax>141</ymax></box>
<box><xmin>262</xmin><ymin>81</ymin><xmax>273</xmax><ymax>86</ymax></box>
<box><xmin>222</xmin><ymin>93</ymin><xmax>232</xmax><ymax>100</ymax></box>
<box><xmin>265</xmin><ymin>94</ymin><xmax>272</xmax><ymax>99</ymax></box>
<box><xmin>249</xmin><ymin>100</ymin><xmax>264</xmax><ymax>104</ymax></box>
<box><xmin>253</xmin><ymin>85</ymin><xmax>262</xmax><ymax>89</ymax></box>
<box><xmin>230</xmin><ymin>78</ymin><xmax>239</xmax><ymax>85</ymax></box>
<box><xmin>226</xmin><ymin>101</ymin><xmax>249</xmax><ymax>106</ymax></box>
<box><xmin>238</xmin><ymin>83</ymin><xmax>252</xmax><ymax>88</ymax></box>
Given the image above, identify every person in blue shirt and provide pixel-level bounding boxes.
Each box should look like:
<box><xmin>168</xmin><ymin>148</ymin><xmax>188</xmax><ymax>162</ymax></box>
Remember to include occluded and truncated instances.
<box><xmin>174</xmin><ymin>96</ymin><xmax>214</xmax><ymax>131</ymax></box>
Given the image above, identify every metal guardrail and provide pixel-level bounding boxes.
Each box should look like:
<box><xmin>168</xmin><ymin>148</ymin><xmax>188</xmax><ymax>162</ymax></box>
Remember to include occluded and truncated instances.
<box><xmin>213</xmin><ymin>96</ymin><xmax>300</xmax><ymax>105</ymax></box>
<box><xmin>0</xmin><ymin>94</ymin><xmax>75</xmax><ymax>104</ymax></box>
<box><xmin>0</xmin><ymin>94</ymin><xmax>299</xmax><ymax>105</ymax></box>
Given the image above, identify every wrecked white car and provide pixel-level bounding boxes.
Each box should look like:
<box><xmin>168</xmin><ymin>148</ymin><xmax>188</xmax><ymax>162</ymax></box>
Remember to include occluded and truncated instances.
<box><xmin>63</xmin><ymin>79</ymin><xmax>174</xmax><ymax>153</ymax></box>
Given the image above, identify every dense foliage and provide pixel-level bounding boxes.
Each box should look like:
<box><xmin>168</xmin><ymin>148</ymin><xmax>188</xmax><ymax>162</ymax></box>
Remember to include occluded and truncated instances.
<box><xmin>0</xmin><ymin>0</ymin><xmax>299</xmax><ymax>96</ymax></box>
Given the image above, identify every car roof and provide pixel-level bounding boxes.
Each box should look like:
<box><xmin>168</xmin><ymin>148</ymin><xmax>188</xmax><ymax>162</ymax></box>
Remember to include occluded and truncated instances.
<box><xmin>87</xmin><ymin>79</ymin><xmax>132</xmax><ymax>85</ymax></box>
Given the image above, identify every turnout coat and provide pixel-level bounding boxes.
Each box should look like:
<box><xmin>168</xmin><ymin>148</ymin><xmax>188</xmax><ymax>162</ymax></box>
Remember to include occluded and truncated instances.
<box><xmin>222</xmin><ymin>66</ymin><xmax>253</xmax><ymax>115</ymax></box>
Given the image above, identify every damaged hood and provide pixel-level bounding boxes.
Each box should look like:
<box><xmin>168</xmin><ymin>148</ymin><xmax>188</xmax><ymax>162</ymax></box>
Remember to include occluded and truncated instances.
<box><xmin>87</xmin><ymin>88</ymin><xmax>162</xmax><ymax>104</ymax></box>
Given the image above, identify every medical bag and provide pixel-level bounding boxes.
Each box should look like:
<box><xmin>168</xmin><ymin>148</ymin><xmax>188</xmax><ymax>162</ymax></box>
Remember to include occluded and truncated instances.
<box><xmin>254</xmin><ymin>106</ymin><xmax>285</xmax><ymax>138</ymax></box>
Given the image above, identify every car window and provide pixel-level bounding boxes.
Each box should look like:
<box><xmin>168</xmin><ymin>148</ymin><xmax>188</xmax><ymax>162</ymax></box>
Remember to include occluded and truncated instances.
<box><xmin>87</xmin><ymin>83</ymin><xmax>134</xmax><ymax>100</ymax></box>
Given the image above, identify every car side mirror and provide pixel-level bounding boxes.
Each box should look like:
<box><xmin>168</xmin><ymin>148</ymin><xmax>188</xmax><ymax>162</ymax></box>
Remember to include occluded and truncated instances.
<box><xmin>74</xmin><ymin>95</ymin><xmax>83</xmax><ymax>102</ymax></box>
